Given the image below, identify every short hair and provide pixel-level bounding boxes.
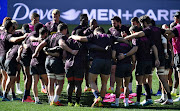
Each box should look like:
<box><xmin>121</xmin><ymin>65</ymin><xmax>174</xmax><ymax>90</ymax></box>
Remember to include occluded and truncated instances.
<box><xmin>11</xmin><ymin>20</ymin><xmax>18</xmax><ymax>28</ymax></box>
<box><xmin>22</xmin><ymin>24</ymin><xmax>30</xmax><ymax>33</ymax></box>
<box><xmin>131</xmin><ymin>17</ymin><xmax>139</xmax><ymax>23</ymax></box>
<box><xmin>150</xmin><ymin>19</ymin><xmax>156</xmax><ymax>26</ymax></box>
<box><xmin>94</xmin><ymin>27</ymin><xmax>105</xmax><ymax>34</ymax></box>
<box><xmin>174</xmin><ymin>11</ymin><xmax>180</xmax><ymax>18</ymax></box>
<box><xmin>80</xmin><ymin>14</ymin><xmax>88</xmax><ymax>21</ymax></box>
<box><xmin>52</xmin><ymin>9</ymin><xmax>60</xmax><ymax>15</ymax></box>
<box><xmin>57</xmin><ymin>23</ymin><xmax>68</xmax><ymax>32</ymax></box>
<box><xmin>111</xmin><ymin>16</ymin><xmax>121</xmax><ymax>23</ymax></box>
<box><xmin>129</xmin><ymin>25</ymin><xmax>139</xmax><ymax>32</ymax></box>
<box><xmin>139</xmin><ymin>15</ymin><xmax>151</xmax><ymax>24</ymax></box>
<box><xmin>34</xmin><ymin>23</ymin><xmax>43</xmax><ymax>33</ymax></box>
<box><xmin>31</xmin><ymin>13</ymin><xmax>40</xmax><ymax>20</ymax></box>
<box><xmin>4</xmin><ymin>20</ymin><xmax>13</xmax><ymax>31</ymax></box>
<box><xmin>39</xmin><ymin>27</ymin><xmax>48</xmax><ymax>35</ymax></box>
<box><xmin>2</xmin><ymin>17</ymin><xmax>12</xmax><ymax>26</ymax></box>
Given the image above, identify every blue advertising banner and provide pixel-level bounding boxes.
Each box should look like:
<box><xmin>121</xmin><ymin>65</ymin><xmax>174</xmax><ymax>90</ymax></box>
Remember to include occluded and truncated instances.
<box><xmin>0</xmin><ymin>0</ymin><xmax>7</xmax><ymax>24</ymax></box>
<box><xmin>5</xmin><ymin>0</ymin><xmax>180</xmax><ymax>25</ymax></box>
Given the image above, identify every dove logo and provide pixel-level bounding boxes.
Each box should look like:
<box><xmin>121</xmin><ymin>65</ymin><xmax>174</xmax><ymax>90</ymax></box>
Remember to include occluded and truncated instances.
<box><xmin>61</xmin><ymin>9</ymin><xmax>81</xmax><ymax>21</ymax></box>
<box><xmin>12</xmin><ymin>3</ymin><xmax>54</xmax><ymax>21</ymax></box>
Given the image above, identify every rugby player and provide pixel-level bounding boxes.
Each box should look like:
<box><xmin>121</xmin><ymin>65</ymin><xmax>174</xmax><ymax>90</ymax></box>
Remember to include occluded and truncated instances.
<box><xmin>32</xmin><ymin>23</ymin><xmax>78</xmax><ymax>106</ymax></box>
<box><xmin>107</xmin><ymin>16</ymin><xmax>130</xmax><ymax>93</ymax></box>
<box><xmin>124</xmin><ymin>15</ymin><xmax>173</xmax><ymax>105</ymax></box>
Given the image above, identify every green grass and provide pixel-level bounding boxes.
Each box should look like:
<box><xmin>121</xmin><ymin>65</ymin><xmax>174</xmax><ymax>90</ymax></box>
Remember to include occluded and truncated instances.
<box><xmin>0</xmin><ymin>24</ymin><xmax>180</xmax><ymax>111</ymax></box>
<box><xmin>0</xmin><ymin>70</ymin><xmax>180</xmax><ymax>111</ymax></box>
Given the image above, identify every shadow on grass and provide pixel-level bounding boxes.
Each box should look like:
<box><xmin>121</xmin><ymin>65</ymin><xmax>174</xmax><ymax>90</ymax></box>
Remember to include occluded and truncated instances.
<box><xmin>29</xmin><ymin>91</ymin><xmax>180</xmax><ymax>110</ymax></box>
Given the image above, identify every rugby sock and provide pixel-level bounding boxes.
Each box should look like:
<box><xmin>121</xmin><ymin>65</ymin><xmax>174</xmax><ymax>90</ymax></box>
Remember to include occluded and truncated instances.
<box><xmin>16</xmin><ymin>83</ymin><xmax>20</xmax><ymax>90</ymax></box>
<box><xmin>35</xmin><ymin>97</ymin><xmax>39</xmax><ymax>102</ymax></box>
<box><xmin>53</xmin><ymin>95</ymin><xmax>59</xmax><ymax>102</ymax></box>
<box><xmin>68</xmin><ymin>96</ymin><xmax>72</xmax><ymax>103</ymax></box>
<box><xmin>143</xmin><ymin>83</ymin><xmax>151</xmax><ymax>100</ymax></box>
<box><xmin>172</xmin><ymin>88</ymin><xmax>177</xmax><ymax>93</ymax></box>
<box><xmin>12</xmin><ymin>92</ymin><xmax>16</xmax><ymax>98</ymax></box>
<box><xmin>110</xmin><ymin>87</ymin><xmax>114</xmax><ymax>92</ymax></box>
<box><xmin>167</xmin><ymin>93</ymin><xmax>172</xmax><ymax>99</ymax></box>
<box><xmin>115</xmin><ymin>98</ymin><xmax>119</xmax><ymax>104</ymax></box>
<box><xmin>136</xmin><ymin>85</ymin><xmax>142</xmax><ymax>102</ymax></box>
<box><xmin>50</xmin><ymin>96</ymin><xmax>54</xmax><ymax>102</ymax></box>
<box><xmin>102</xmin><ymin>97</ymin><xmax>104</xmax><ymax>101</ymax></box>
<box><xmin>164</xmin><ymin>94</ymin><xmax>168</xmax><ymax>100</ymax></box>
<box><xmin>27</xmin><ymin>90</ymin><xmax>30</xmax><ymax>96</ymax></box>
<box><xmin>3</xmin><ymin>92</ymin><xmax>8</xmax><ymax>98</ymax></box>
<box><xmin>169</xmin><ymin>86</ymin><xmax>172</xmax><ymax>92</ymax></box>
<box><xmin>128</xmin><ymin>83</ymin><xmax>132</xmax><ymax>92</ymax></box>
<box><xmin>76</xmin><ymin>97</ymin><xmax>80</xmax><ymax>104</ymax></box>
<box><xmin>125</xmin><ymin>98</ymin><xmax>128</xmax><ymax>104</ymax></box>
<box><xmin>93</xmin><ymin>90</ymin><xmax>100</xmax><ymax>99</ymax></box>
<box><xmin>23</xmin><ymin>90</ymin><xmax>28</xmax><ymax>100</ymax></box>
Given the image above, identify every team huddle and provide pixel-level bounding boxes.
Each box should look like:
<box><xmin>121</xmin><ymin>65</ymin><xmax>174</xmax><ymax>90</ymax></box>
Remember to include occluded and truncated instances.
<box><xmin>0</xmin><ymin>8</ymin><xmax>180</xmax><ymax>107</ymax></box>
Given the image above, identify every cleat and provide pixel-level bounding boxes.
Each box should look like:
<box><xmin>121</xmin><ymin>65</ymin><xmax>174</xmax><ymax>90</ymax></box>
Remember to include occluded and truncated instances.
<box><xmin>111</xmin><ymin>103</ymin><xmax>119</xmax><ymax>107</ymax></box>
<box><xmin>107</xmin><ymin>88</ymin><xmax>114</xmax><ymax>93</ymax></box>
<box><xmin>41</xmin><ymin>89</ymin><xmax>47</xmax><ymax>94</ymax></box>
<box><xmin>173</xmin><ymin>97</ymin><xmax>180</xmax><ymax>102</ymax></box>
<box><xmin>141</xmin><ymin>99</ymin><xmax>153</xmax><ymax>106</ymax></box>
<box><xmin>154</xmin><ymin>98</ymin><xmax>165</xmax><ymax>103</ymax></box>
<box><xmin>68</xmin><ymin>102</ymin><xmax>74</xmax><ymax>106</ymax></box>
<box><xmin>11</xmin><ymin>98</ymin><xmax>21</xmax><ymax>101</ymax></box>
<box><xmin>129</xmin><ymin>93</ymin><xmax>137</xmax><ymax>97</ymax></box>
<box><xmin>91</xmin><ymin>97</ymin><xmax>102</xmax><ymax>107</ymax></box>
<box><xmin>2</xmin><ymin>97</ymin><xmax>10</xmax><ymax>101</ymax></box>
<box><xmin>176</xmin><ymin>95</ymin><xmax>180</xmax><ymax>98</ymax></box>
<box><xmin>132</xmin><ymin>102</ymin><xmax>141</xmax><ymax>106</ymax></box>
<box><xmin>171</xmin><ymin>92</ymin><xmax>177</xmax><ymax>97</ymax></box>
<box><xmin>35</xmin><ymin>101</ymin><xmax>42</xmax><ymax>104</ymax></box>
<box><xmin>74</xmin><ymin>102</ymin><xmax>80</xmax><ymax>107</ymax></box>
<box><xmin>103</xmin><ymin>98</ymin><xmax>115</xmax><ymax>102</ymax></box>
<box><xmin>84</xmin><ymin>87</ymin><xmax>91</xmax><ymax>92</ymax></box>
<box><xmin>50</xmin><ymin>101</ymin><xmax>64</xmax><ymax>106</ymax></box>
<box><xmin>22</xmin><ymin>96</ymin><xmax>35</xmax><ymax>102</ymax></box>
<box><xmin>105</xmin><ymin>93</ymin><xmax>115</xmax><ymax>99</ymax></box>
<box><xmin>161</xmin><ymin>99</ymin><xmax>173</xmax><ymax>105</ymax></box>
<box><xmin>16</xmin><ymin>90</ymin><xmax>23</xmax><ymax>94</ymax></box>
<box><xmin>155</xmin><ymin>90</ymin><xmax>161</xmax><ymax>96</ymax></box>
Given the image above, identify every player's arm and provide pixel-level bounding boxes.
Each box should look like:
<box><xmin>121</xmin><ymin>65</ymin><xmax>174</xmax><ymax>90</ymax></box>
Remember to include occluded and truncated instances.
<box><xmin>118</xmin><ymin>46</ymin><xmax>138</xmax><ymax>60</ymax></box>
<box><xmin>116</xmin><ymin>37</ymin><xmax>130</xmax><ymax>45</ymax></box>
<box><xmin>124</xmin><ymin>31</ymin><xmax>145</xmax><ymax>40</ymax></box>
<box><xmin>44</xmin><ymin>51</ymin><xmax>60</xmax><ymax>57</ymax></box>
<box><xmin>16</xmin><ymin>45</ymin><xmax>23</xmax><ymax>62</ymax></box>
<box><xmin>32</xmin><ymin>40</ymin><xmax>47</xmax><ymax>58</ymax></box>
<box><xmin>58</xmin><ymin>39</ymin><xmax>78</xmax><ymax>55</ymax></box>
<box><xmin>151</xmin><ymin>45</ymin><xmax>160</xmax><ymax>67</ymax></box>
<box><xmin>112</xmin><ymin>50</ymin><xmax>117</xmax><ymax>62</ymax></box>
<box><xmin>161</xmin><ymin>35</ymin><xmax>168</xmax><ymax>59</ymax></box>
<box><xmin>131</xmin><ymin>54</ymin><xmax>136</xmax><ymax>72</ymax></box>
<box><xmin>9</xmin><ymin>33</ymin><xmax>28</xmax><ymax>43</ymax></box>
<box><xmin>169</xmin><ymin>42</ymin><xmax>174</xmax><ymax>66</ymax></box>
<box><xmin>163</xmin><ymin>30</ymin><xmax>175</xmax><ymax>40</ymax></box>
<box><xmin>29</xmin><ymin>36</ymin><xmax>42</xmax><ymax>42</ymax></box>
<box><xmin>69</xmin><ymin>35</ymin><xmax>88</xmax><ymax>42</ymax></box>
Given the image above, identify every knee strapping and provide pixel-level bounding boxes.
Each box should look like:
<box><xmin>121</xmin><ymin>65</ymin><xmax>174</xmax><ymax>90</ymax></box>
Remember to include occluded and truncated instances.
<box><xmin>157</xmin><ymin>69</ymin><xmax>165</xmax><ymax>75</ymax></box>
